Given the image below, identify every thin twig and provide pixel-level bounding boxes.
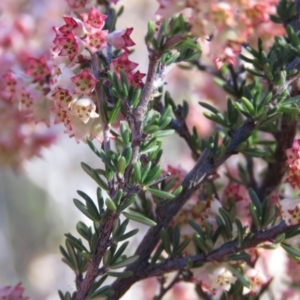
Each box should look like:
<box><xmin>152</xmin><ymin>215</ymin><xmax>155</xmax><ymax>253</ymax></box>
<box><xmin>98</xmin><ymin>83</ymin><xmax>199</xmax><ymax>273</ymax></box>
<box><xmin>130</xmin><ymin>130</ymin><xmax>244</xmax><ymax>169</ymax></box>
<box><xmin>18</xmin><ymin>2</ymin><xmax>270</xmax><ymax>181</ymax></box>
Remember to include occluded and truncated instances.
<box><xmin>117</xmin><ymin>222</ymin><xmax>297</xmax><ymax>283</ymax></box>
<box><xmin>155</xmin><ymin>272</ymin><xmax>182</xmax><ymax>299</ymax></box>
<box><xmin>73</xmin><ymin>212</ymin><xmax>119</xmax><ymax>300</ymax></box>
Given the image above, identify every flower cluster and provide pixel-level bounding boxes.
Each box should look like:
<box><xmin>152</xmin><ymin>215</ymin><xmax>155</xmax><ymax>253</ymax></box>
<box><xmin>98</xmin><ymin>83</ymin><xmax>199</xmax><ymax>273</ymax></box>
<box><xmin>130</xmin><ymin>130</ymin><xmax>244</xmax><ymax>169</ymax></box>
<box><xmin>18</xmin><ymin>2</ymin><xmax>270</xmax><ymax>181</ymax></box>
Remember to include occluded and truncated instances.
<box><xmin>0</xmin><ymin>12</ymin><xmax>56</xmax><ymax>168</ymax></box>
<box><xmin>50</xmin><ymin>6</ymin><xmax>141</xmax><ymax>141</ymax></box>
<box><xmin>155</xmin><ymin>0</ymin><xmax>284</xmax><ymax>68</ymax></box>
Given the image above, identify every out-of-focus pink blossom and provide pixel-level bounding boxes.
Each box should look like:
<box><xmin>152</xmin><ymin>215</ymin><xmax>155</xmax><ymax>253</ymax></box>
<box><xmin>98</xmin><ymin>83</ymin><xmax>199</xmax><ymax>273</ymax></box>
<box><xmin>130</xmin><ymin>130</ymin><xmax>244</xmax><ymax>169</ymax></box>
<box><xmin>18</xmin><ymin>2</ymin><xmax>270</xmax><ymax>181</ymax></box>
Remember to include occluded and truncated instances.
<box><xmin>25</xmin><ymin>56</ymin><xmax>50</xmax><ymax>81</ymax></box>
<box><xmin>0</xmin><ymin>283</ymin><xmax>28</xmax><ymax>300</ymax></box>
<box><xmin>243</xmin><ymin>268</ymin><xmax>269</xmax><ymax>296</ymax></box>
<box><xmin>155</xmin><ymin>0</ymin><xmax>284</xmax><ymax>67</ymax></box>
<box><xmin>223</xmin><ymin>183</ymin><xmax>251</xmax><ymax>226</ymax></box>
<box><xmin>156</xmin><ymin>0</ymin><xmax>187</xmax><ymax>18</ymax></box>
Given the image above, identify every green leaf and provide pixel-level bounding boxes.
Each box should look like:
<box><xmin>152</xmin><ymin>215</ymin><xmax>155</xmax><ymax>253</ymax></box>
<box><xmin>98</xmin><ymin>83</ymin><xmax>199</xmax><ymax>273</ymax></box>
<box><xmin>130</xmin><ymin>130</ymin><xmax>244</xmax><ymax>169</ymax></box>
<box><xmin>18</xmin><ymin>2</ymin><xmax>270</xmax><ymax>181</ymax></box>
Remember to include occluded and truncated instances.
<box><xmin>281</xmin><ymin>242</ymin><xmax>300</xmax><ymax>259</ymax></box>
<box><xmin>192</xmin><ymin>233</ymin><xmax>209</xmax><ymax>253</ymax></box>
<box><xmin>241</xmin><ymin>97</ymin><xmax>255</xmax><ymax>115</ymax></box>
<box><xmin>154</xmin><ymin>129</ymin><xmax>174</xmax><ymax>138</ymax></box>
<box><xmin>86</xmin><ymin>138</ymin><xmax>102</xmax><ymax>158</ymax></box>
<box><xmin>65</xmin><ymin>240</ymin><xmax>78</xmax><ymax>270</ymax></box>
<box><xmin>109</xmin><ymin>255</ymin><xmax>139</xmax><ymax>269</ymax></box>
<box><xmin>235</xmin><ymin>218</ymin><xmax>246</xmax><ymax>246</ymax></box>
<box><xmin>274</xmin><ymin>233</ymin><xmax>286</xmax><ymax>244</ymax></box>
<box><xmin>199</xmin><ymin>101</ymin><xmax>219</xmax><ymax>114</ymax></box>
<box><xmin>150</xmin><ymin>243</ymin><xmax>164</xmax><ymax>266</ymax></box>
<box><xmin>105</xmin><ymin>197</ymin><xmax>117</xmax><ymax>211</ymax></box>
<box><xmin>77</xmin><ymin>190</ymin><xmax>100</xmax><ymax>220</ymax></box>
<box><xmin>65</xmin><ymin>233</ymin><xmax>88</xmax><ymax>252</ymax></box>
<box><xmin>188</xmin><ymin>219</ymin><xmax>205</xmax><ymax>239</ymax></box>
<box><xmin>81</xmin><ymin>162</ymin><xmax>95</xmax><ymax>179</ymax></box>
<box><xmin>249</xmin><ymin>203</ymin><xmax>261</xmax><ymax>228</ymax></box>
<box><xmin>58</xmin><ymin>291</ymin><xmax>72</xmax><ymax>300</ymax></box>
<box><xmin>249</xmin><ymin>188</ymin><xmax>262</xmax><ymax>215</ymax></box>
<box><xmin>116</xmin><ymin>228</ymin><xmax>139</xmax><ymax>241</ymax></box>
<box><xmin>147</xmin><ymin>187</ymin><xmax>175</xmax><ymax>200</ymax></box>
<box><xmin>99</xmin><ymin>150</ymin><xmax>117</xmax><ymax>172</ymax></box>
<box><xmin>110</xmin><ymin>242</ymin><xmax>129</xmax><ymax>265</ymax></box>
<box><xmin>97</xmin><ymin>187</ymin><xmax>105</xmax><ymax>214</ymax></box>
<box><xmin>107</xmin><ymin>271</ymin><xmax>133</xmax><ymax>278</ymax></box>
<box><xmin>133</xmin><ymin>161</ymin><xmax>142</xmax><ymax>183</ymax></box>
<box><xmin>160</xmin><ymin>228</ymin><xmax>171</xmax><ymax>255</ymax></box>
<box><xmin>218</xmin><ymin>207</ymin><xmax>233</xmax><ymax>235</ymax></box>
<box><xmin>122</xmin><ymin>211</ymin><xmax>157</xmax><ymax>226</ymax></box>
<box><xmin>91</xmin><ymin>169</ymin><xmax>109</xmax><ymax>190</ymax></box>
<box><xmin>89</xmin><ymin>285</ymin><xmax>115</xmax><ymax>299</ymax></box>
<box><xmin>114</xmin><ymin>189</ymin><xmax>123</xmax><ymax>206</ymax></box>
<box><xmin>172</xmin><ymin>185</ymin><xmax>182</xmax><ymax>197</ymax></box>
<box><xmin>226</xmin><ymin>252</ymin><xmax>251</xmax><ymax>261</ymax></box>
<box><xmin>120</xmin><ymin>122</ymin><xmax>131</xmax><ymax>145</ymax></box>
<box><xmin>143</xmin><ymin>165</ymin><xmax>162</xmax><ymax>185</ymax></box>
<box><xmin>59</xmin><ymin>245</ymin><xmax>72</xmax><ymax>268</ymax></box>
<box><xmin>73</xmin><ymin>198</ymin><xmax>99</xmax><ymax>221</ymax></box>
<box><xmin>226</xmin><ymin>265</ymin><xmax>251</xmax><ymax>288</ymax></box>
<box><xmin>117</xmin><ymin>156</ymin><xmax>127</xmax><ymax>175</ymax></box>
<box><xmin>88</xmin><ymin>275</ymin><xmax>108</xmax><ymax>296</ymax></box>
<box><xmin>141</xmin><ymin>161</ymin><xmax>152</xmax><ymax>183</ymax></box>
<box><xmin>118</xmin><ymin>194</ymin><xmax>138</xmax><ymax>212</ymax></box>
<box><xmin>203</xmin><ymin>112</ymin><xmax>229</xmax><ymax>127</ymax></box>
<box><xmin>173</xmin><ymin>238</ymin><xmax>190</xmax><ymax>257</ymax></box>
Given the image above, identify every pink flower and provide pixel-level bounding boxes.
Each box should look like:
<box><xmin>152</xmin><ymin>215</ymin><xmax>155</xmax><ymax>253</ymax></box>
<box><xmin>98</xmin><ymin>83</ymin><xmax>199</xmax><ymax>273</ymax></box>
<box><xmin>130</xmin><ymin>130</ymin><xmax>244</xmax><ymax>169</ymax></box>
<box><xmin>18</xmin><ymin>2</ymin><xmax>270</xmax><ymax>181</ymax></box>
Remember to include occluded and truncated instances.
<box><xmin>243</xmin><ymin>268</ymin><xmax>269</xmax><ymax>296</ymax></box>
<box><xmin>82</xmin><ymin>28</ymin><xmax>108</xmax><ymax>54</ymax></box>
<box><xmin>51</xmin><ymin>87</ymin><xmax>74</xmax><ymax>109</ymax></box>
<box><xmin>81</xmin><ymin>7</ymin><xmax>107</xmax><ymax>29</ymax></box>
<box><xmin>107</xmin><ymin>28</ymin><xmax>135</xmax><ymax>52</ymax></box>
<box><xmin>112</xmin><ymin>52</ymin><xmax>138</xmax><ymax>74</ymax></box>
<box><xmin>0</xmin><ymin>283</ymin><xmax>28</xmax><ymax>300</ymax></box>
<box><xmin>127</xmin><ymin>70</ymin><xmax>146</xmax><ymax>88</ymax></box>
<box><xmin>192</xmin><ymin>263</ymin><xmax>236</xmax><ymax>297</ymax></box>
<box><xmin>59</xmin><ymin>16</ymin><xmax>87</xmax><ymax>38</ymax></box>
<box><xmin>56</xmin><ymin>31</ymin><xmax>83</xmax><ymax>61</ymax></box>
<box><xmin>71</xmin><ymin>68</ymin><xmax>98</xmax><ymax>95</ymax></box>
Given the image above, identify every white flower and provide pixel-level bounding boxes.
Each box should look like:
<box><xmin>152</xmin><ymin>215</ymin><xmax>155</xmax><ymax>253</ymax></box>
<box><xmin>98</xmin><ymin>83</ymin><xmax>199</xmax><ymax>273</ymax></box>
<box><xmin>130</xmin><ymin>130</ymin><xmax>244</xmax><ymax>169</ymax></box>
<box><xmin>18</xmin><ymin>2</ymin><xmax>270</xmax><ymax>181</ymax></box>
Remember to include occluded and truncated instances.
<box><xmin>209</xmin><ymin>266</ymin><xmax>236</xmax><ymax>292</ymax></box>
